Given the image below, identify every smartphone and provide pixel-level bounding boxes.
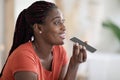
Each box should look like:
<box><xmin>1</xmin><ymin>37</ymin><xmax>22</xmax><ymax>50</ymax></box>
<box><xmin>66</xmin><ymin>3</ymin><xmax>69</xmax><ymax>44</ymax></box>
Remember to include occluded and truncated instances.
<box><xmin>70</xmin><ymin>37</ymin><xmax>97</xmax><ymax>53</ymax></box>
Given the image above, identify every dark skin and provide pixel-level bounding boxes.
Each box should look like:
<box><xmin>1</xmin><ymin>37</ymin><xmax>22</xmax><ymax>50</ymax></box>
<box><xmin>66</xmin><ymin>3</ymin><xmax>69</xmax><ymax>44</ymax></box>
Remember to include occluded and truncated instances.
<box><xmin>14</xmin><ymin>8</ymin><xmax>87</xmax><ymax>80</ymax></box>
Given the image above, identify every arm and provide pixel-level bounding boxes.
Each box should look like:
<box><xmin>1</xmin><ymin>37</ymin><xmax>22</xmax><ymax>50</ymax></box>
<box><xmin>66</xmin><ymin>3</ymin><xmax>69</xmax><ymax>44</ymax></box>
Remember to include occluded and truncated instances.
<box><xmin>60</xmin><ymin>43</ymin><xmax>87</xmax><ymax>80</ymax></box>
<box><xmin>58</xmin><ymin>63</ymin><xmax>68</xmax><ymax>80</ymax></box>
<box><xmin>14</xmin><ymin>71</ymin><xmax>37</xmax><ymax>80</ymax></box>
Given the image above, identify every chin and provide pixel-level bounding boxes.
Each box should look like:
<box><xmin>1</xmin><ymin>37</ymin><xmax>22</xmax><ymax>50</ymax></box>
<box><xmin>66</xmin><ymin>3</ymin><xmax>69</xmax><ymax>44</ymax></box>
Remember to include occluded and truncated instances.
<box><xmin>60</xmin><ymin>42</ymin><xmax>64</xmax><ymax>45</ymax></box>
<box><xmin>55</xmin><ymin>41</ymin><xmax>64</xmax><ymax>45</ymax></box>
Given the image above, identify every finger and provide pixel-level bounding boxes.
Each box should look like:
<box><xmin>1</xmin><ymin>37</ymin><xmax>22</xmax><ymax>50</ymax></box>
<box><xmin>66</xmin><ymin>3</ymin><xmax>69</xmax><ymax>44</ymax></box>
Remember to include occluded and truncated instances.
<box><xmin>82</xmin><ymin>46</ymin><xmax>87</xmax><ymax>62</ymax></box>
<box><xmin>84</xmin><ymin>41</ymin><xmax>87</xmax><ymax>44</ymax></box>
<box><xmin>78</xmin><ymin>52</ymin><xmax>83</xmax><ymax>63</ymax></box>
<box><xmin>78</xmin><ymin>45</ymin><xmax>83</xmax><ymax>62</ymax></box>
<box><xmin>73</xmin><ymin>43</ymin><xmax>79</xmax><ymax>56</ymax></box>
<box><xmin>84</xmin><ymin>41</ymin><xmax>88</xmax><ymax>46</ymax></box>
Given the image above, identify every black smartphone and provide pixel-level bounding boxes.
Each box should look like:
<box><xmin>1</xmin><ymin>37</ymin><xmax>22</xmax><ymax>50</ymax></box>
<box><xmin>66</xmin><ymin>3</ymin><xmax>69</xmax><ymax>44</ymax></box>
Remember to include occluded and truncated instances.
<box><xmin>70</xmin><ymin>37</ymin><xmax>97</xmax><ymax>53</ymax></box>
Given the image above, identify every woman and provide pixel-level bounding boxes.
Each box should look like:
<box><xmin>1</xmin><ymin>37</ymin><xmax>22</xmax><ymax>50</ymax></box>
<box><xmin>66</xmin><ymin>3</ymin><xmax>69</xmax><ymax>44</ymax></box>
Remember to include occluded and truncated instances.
<box><xmin>0</xmin><ymin>1</ymin><xmax>87</xmax><ymax>80</ymax></box>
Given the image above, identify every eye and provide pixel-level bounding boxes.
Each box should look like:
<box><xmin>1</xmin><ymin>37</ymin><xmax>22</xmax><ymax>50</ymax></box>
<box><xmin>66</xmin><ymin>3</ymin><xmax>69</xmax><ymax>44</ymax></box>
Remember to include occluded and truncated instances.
<box><xmin>54</xmin><ymin>21</ymin><xmax>61</xmax><ymax>25</ymax></box>
<box><xmin>53</xmin><ymin>19</ymin><xmax>65</xmax><ymax>26</ymax></box>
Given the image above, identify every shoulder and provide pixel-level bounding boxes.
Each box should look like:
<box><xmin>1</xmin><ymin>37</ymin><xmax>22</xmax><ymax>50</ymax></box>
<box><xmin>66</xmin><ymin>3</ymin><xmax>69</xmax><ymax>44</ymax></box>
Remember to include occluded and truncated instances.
<box><xmin>15</xmin><ymin>42</ymin><xmax>33</xmax><ymax>52</ymax></box>
<box><xmin>9</xmin><ymin>42</ymin><xmax>36</xmax><ymax>61</ymax></box>
<box><xmin>2</xmin><ymin>42</ymin><xmax>38</xmax><ymax>78</ymax></box>
<box><xmin>13</xmin><ymin>42</ymin><xmax>34</xmax><ymax>55</ymax></box>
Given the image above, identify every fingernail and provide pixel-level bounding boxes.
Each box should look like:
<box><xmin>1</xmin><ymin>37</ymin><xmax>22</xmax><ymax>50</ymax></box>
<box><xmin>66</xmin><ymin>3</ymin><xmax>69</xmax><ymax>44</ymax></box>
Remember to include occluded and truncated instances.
<box><xmin>83</xmin><ymin>46</ymin><xmax>86</xmax><ymax>49</ymax></box>
<box><xmin>76</xmin><ymin>43</ymin><xmax>79</xmax><ymax>46</ymax></box>
<box><xmin>79</xmin><ymin>45</ymin><xmax>82</xmax><ymax>48</ymax></box>
<box><xmin>85</xmin><ymin>41</ymin><xmax>87</xmax><ymax>42</ymax></box>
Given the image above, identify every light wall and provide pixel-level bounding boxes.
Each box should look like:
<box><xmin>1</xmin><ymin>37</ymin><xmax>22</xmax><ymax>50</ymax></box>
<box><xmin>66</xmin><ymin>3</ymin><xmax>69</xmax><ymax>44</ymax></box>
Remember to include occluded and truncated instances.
<box><xmin>0</xmin><ymin>0</ymin><xmax>4</xmax><ymax>71</ymax></box>
<box><xmin>0</xmin><ymin>0</ymin><xmax>120</xmax><ymax>80</ymax></box>
<box><xmin>0</xmin><ymin>0</ymin><xmax>14</xmax><ymax>72</ymax></box>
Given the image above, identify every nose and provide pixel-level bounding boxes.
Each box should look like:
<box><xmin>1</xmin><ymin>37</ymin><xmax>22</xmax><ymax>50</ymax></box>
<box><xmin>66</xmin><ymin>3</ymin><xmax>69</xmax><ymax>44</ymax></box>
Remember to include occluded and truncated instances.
<box><xmin>61</xmin><ymin>24</ymin><xmax>66</xmax><ymax>31</ymax></box>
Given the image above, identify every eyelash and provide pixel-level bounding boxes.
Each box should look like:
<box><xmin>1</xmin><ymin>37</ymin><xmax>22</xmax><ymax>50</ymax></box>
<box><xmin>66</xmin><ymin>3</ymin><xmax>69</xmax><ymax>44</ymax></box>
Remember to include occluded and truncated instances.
<box><xmin>54</xmin><ymin>20</ymin><xmax>65</xmax><ymax>26</ymax></box>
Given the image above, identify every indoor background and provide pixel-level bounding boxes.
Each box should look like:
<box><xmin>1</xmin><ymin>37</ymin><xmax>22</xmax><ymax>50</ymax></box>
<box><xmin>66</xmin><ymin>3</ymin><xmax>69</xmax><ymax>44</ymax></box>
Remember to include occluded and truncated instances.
<box><xmin>0</xmin><ymin>0</ymin><xmax>120</xmax><ymax>80</ymax></box>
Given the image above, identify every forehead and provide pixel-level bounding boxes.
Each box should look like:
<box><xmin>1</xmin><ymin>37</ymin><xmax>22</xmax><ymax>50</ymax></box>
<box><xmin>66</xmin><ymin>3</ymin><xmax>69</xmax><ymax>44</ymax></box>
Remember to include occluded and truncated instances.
<box><xmin>46</xmin><ymin>8</ymin><xmax>64</xmax><ymax>21</ymax></box>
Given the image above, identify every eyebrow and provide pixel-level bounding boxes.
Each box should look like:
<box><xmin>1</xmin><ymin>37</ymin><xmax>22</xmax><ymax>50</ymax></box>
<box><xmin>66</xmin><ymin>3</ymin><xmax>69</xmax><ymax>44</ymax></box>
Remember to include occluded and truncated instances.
<box><xmin>51</xmin><ymin>16</ymin><xmax>61</xmax><ymax>21</ymax></box>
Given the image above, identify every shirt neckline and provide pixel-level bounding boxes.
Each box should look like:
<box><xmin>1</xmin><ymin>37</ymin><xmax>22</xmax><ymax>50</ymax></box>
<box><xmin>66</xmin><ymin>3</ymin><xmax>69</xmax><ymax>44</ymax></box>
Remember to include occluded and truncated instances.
<box><xmin>29</xmin><ymin>41</ymin><xmax>55</xmax><ymax>73</ymax></box>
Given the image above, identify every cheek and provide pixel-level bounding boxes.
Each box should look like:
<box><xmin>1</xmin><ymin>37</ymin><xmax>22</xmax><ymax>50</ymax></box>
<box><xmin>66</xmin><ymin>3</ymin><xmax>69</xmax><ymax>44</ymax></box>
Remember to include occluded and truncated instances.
<box><xmin>42</xmin><ymin>24</ymin><xmax>61</xmax><ymax>41</ymax></box>
<box><xmin>45</xmin><ymin>27</ymin><xmax>59</xmax><ymax>36</ymax></box>
<box><xmin>48</xmin><ymin>30</ymin><xmax>59</xmax><ymax>38</ymax></box>
<box><xmin>43</xmin><ymin>28</ymin><xmax>58</xmax><ymax>39</ymax></box>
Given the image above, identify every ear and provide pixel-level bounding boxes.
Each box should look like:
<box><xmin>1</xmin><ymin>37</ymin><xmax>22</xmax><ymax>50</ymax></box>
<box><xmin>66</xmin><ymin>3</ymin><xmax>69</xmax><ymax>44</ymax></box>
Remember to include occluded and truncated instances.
<box><xmin>33</xmin><ymin>23</ymin><xmax>43</xmax><ymax>32</ymax></box>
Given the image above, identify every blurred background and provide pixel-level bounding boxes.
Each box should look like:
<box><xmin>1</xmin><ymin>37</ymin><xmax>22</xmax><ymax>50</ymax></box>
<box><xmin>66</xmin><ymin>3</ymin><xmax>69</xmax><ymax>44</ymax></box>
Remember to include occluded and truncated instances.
<box><xmin>0</xmin><ymin>0</ymin><xmax>120</xmax><ymax>80</ymax></box>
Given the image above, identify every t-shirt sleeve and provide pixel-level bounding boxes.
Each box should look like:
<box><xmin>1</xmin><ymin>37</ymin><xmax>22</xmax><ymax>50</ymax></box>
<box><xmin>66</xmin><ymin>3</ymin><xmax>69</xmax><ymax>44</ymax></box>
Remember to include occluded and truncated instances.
<box><xmin>11</xmin><ymin>50</ymin><xmax>38</xmax><ymax>75</ymax></box>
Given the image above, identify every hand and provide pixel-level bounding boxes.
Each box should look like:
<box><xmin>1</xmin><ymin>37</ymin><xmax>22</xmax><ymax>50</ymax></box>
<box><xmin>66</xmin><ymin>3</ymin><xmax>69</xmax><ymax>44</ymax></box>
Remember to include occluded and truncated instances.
<box><xmin>71</xmin><ymin>42</ymin><xmax>87</xmax><ymax>64</ymax></box>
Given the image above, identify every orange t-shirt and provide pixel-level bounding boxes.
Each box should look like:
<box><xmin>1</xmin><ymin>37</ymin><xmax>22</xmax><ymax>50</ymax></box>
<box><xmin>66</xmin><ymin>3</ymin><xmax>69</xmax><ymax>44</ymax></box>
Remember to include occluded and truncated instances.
<box><xmin>1</xmin><ymin>42</ymin><xmax>68</xmax><ymax>80</ymax></box>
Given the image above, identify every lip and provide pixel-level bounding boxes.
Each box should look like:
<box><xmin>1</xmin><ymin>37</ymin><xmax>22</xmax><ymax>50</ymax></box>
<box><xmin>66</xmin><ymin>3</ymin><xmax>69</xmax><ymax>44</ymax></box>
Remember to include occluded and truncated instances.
<box><xmin>59</xmin><ymin>33</ymin><xmax>66</xmax><ymax>39</ymax></box>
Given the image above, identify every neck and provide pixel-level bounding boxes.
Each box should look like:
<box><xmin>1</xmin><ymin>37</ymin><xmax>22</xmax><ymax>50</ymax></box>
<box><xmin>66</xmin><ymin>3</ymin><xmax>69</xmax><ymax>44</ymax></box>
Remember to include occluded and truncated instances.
<box><xmin>32</xmin><ymin>40</ymin><xmax>53</xmax><ymax>59</ymax></box>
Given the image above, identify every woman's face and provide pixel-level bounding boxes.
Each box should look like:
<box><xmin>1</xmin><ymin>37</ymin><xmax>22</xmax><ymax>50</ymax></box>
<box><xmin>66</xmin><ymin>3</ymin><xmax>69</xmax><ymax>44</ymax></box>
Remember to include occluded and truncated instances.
<box><xmin>41</xmin><ymin>8</ymin><xmax>66</xmax><ymax>45</ymax></box>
